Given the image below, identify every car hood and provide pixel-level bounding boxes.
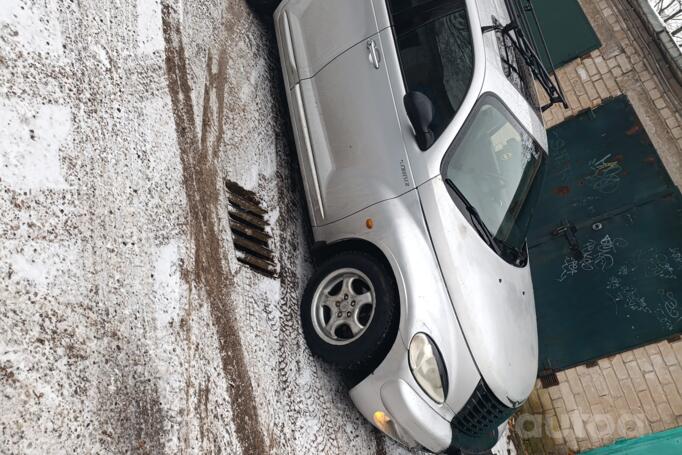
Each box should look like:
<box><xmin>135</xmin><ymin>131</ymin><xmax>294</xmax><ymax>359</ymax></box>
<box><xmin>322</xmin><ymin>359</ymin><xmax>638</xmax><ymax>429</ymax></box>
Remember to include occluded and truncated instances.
<box><xmin>418</xmin><ymin>177</ymin><xmax>538</xmax><ymax>408</ymax></box>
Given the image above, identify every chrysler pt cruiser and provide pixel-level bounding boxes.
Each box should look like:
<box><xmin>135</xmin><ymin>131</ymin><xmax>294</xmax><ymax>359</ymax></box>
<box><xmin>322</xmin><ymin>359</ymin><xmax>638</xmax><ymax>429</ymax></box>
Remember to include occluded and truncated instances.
<box><xmin>249</xmin><ymin>0</ymin><xmax>566</xmax><ymax>452</ymax></box>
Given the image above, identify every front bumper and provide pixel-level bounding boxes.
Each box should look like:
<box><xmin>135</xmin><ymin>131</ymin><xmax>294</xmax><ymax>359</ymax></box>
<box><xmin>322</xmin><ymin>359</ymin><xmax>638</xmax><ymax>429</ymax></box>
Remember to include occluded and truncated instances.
<box><xmin>349</xmin><ymin>337</ymin><xmax>516</xmax><ymax>454</ymax></box>
<box><xmin>382</xmin><ymin>379</ymin><xmax>453</xmax><ymax>451</ymax></box>
<box><xmin>353</xmin><ymin>376</ymin><xmax>514</xmax><ymax>454</ymax></box>
<box><xmin>351</xmin><ymin>378</ymin><xmax>452</xmax><ymax>453</ymax></box>
<box><xmin>348</xmin><ymin>337</ymin><xmax>456</xmax><ymax>453</ymax></box>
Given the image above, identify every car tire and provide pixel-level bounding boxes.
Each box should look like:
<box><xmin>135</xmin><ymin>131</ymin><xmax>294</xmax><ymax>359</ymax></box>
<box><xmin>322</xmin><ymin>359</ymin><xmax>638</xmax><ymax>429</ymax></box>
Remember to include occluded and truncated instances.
<box><xmin>301</xmin><ymin>251</ymin><xmax>400</xmax><ymax>371</ymax></box>
<box><xmin>245</xmin><ymin>0</ymin><xmax>280</xmax><ymax>15</ymax></box>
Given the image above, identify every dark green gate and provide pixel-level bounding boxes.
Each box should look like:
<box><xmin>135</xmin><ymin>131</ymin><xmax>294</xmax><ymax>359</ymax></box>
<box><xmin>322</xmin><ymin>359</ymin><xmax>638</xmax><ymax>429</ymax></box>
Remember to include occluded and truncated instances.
<box><xmin>519</xmin><ymin>0</ymin><xmax>601</xmax><ymax>69</ymax></box>
<box><xmin>528</xmin><ymin>96</ymin><xmax>682</xmax><ymax>374</ymax></box>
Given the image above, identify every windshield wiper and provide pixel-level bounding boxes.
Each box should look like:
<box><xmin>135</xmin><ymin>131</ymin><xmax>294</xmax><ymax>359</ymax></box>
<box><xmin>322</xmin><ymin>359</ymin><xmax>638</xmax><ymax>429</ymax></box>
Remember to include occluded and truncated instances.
<box><xmin>503</xmin><ymin>22</ymin><xmax>567</xmax><ymax>111</ymax></box>
<box><xmin>485</xmin><ymin>0</ymin><xmax>568</xmax><ymax>112</ymax></box>
<box><xmin>444</xmin><ymin>178</ymin><xmax>501</xmax><ymax>254</ymax></box>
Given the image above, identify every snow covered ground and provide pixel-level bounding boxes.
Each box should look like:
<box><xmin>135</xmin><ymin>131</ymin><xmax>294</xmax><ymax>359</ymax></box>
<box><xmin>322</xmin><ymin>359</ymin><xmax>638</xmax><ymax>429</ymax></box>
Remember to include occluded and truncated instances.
<box><xmin>0</xmin><ymin>1</ymin><xmax>515</xmax><ymax>454</ymax></box>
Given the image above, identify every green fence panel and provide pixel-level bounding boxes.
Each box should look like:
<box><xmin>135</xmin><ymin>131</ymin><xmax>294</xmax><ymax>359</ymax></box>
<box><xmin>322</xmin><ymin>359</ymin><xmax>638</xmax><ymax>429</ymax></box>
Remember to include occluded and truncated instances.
<box><xmin>520</xmin><ymin>0</ymin><xmax>601</xmax><ymax>69</ymax></box>
<box><xmin>583</xmin><ymin>427</ymin><xmax>682</xmax><ymax>455</ymax></box>
<box><xmin>528</xmin><ymin>96</ymin><xmax>682</xmax><ymax>372</ymax></box>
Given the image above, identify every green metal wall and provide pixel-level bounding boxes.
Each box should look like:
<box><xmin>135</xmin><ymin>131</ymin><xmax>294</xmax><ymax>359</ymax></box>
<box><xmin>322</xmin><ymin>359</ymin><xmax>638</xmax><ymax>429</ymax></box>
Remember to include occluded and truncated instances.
<box><xmin>583</xmin><ymin>426</ymin><xmax>682</xmax><ymax>455</ymax></box>
<box><xmin>528</xmin><ymin>96</ymin><xmax>682</xmax><ymax>373</ymax></box>
<box><xmin>520</xmin><ymin>0</ymin><xmax>601</xmax><ymax>69</ymax></box>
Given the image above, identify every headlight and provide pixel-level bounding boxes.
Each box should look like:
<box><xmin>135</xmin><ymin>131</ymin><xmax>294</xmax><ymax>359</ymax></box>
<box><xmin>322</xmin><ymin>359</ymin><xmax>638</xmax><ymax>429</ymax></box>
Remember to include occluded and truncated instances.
<box><xmin>408</xmin><ymin>333</ymin><xmax>448</xmax><ymax>403</ymax></box>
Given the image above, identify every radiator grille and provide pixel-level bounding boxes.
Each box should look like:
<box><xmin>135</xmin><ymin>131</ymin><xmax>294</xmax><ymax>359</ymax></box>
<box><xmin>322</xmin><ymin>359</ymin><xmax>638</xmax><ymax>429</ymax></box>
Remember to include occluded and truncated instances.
<box><xmin>451</xmin><ymin>380</ymin><xmax>517</xmax><ymax>439</ymax></box>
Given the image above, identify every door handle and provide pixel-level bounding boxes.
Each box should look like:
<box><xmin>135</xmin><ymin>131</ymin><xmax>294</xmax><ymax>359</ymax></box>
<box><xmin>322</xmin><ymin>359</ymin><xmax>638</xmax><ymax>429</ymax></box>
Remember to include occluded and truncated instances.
<box><xmin>367</xmin><ymin>39</ymin><xmax>381</xmax><ymax>69</ymax></box>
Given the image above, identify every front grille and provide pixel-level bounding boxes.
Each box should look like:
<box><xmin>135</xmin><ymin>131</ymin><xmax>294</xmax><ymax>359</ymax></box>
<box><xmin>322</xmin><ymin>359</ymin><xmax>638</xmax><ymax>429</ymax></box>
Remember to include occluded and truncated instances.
<box><xmin>451</xmin><ymin>380</ymin><xmax>517</xmax><ymax>439</ymax></box>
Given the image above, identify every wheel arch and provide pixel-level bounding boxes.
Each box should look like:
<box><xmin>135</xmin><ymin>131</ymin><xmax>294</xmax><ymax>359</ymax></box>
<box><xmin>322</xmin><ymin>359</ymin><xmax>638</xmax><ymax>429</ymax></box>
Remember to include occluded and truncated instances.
<box><xmin>310</xmin><ymin>237</ymin><xmax>403</xmax><ymax>387</ymax></box>
<box><xmin>312</xmin><ymin>238</ymin><xmax>392</xmax><ymax>273</ymax></box>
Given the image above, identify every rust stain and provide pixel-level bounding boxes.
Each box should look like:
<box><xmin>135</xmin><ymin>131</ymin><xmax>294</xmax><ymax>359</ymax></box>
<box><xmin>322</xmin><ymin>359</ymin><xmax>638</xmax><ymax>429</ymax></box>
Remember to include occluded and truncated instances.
<box><xmin>553</xmin><ymin>186</ymin><xmax>571</xmax><ymax>196</ymax></box>
<box><xmin>625</xmin><ymin>123</ymin><xmax>641</xmax><ymax>136</ymax></box>
<box><xmin>161</xmin><ymin>4</ymin><xmax>266</xmax><ymax>454</ymax></box>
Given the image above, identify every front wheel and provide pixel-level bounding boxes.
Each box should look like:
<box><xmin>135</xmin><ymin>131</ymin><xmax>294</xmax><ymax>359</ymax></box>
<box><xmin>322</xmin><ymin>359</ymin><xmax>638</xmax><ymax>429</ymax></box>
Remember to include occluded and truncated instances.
<box><xmin>301</xmin><ymin>251</ymin><xmax>400</xmax><ymax>371</ymax></box>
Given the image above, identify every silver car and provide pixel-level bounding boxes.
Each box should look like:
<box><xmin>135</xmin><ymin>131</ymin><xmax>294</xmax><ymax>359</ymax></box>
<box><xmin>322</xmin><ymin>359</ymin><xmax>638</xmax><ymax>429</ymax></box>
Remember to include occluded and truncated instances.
<box><xmin>249</xmin><ymin>0</ymin><xmax>565</xmax><ymax>452</ymax></box>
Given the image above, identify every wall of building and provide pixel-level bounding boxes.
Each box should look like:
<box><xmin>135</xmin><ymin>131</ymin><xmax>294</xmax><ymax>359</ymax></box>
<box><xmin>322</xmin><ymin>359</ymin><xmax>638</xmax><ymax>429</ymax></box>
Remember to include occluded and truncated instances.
<box><xmin>641</xmin><ymin>0</ymin><xmax>682</xmax><ymax>84</ymax></box>
<box><xmin>519</xmin><ymin>0</ymin><xmax>682</xmax><ymax>453</ymax></box>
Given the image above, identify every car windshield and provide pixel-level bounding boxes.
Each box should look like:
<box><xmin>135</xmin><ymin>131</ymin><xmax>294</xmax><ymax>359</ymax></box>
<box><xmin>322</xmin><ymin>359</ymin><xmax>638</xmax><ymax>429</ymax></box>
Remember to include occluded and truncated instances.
<box><xmin>388</xmin><ymin>0</ymin><xmax>474</xmax><ymax>141</ymax></box>
<box><xmin>442</xmin><ymin>95</ymin><xmax>546</xmax><ymax>265</ymax></box>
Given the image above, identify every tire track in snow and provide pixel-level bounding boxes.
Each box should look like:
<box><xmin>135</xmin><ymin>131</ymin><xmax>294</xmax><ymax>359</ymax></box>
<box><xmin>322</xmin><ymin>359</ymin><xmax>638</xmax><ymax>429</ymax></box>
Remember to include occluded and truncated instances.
<box><xmin>161</xmin><ymin>4</ymin><xmax>266</xmax><ymax>454</ymax></box>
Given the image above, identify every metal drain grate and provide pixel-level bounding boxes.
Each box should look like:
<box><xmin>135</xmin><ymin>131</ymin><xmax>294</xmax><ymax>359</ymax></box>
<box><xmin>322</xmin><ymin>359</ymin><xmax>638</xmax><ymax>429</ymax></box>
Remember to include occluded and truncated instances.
<box><xmin>539</xmin><ymin>371</ymin><xmax>560</xmax><ymax>388</ymax></box>
<box><xmin>225</xmin><ymin>180</ymin><xmax>277</xmax><ymax>278</ymax></box>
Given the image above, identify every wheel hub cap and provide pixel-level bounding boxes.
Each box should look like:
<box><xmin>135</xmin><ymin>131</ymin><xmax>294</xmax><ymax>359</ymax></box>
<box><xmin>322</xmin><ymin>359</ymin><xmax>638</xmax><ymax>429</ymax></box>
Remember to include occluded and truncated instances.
<box><xmin>311</xmin><ymin>268</ymin><xmax>376</xmax><ymax>346</ymax></box>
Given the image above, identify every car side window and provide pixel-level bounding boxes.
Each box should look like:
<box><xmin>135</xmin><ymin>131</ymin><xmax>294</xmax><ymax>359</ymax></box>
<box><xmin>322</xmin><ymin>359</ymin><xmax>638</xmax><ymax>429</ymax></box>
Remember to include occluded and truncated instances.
<box><xmin>388</xmin><ymin>0</ymin><xmax>474</xmax><ymax>140</ymax></box>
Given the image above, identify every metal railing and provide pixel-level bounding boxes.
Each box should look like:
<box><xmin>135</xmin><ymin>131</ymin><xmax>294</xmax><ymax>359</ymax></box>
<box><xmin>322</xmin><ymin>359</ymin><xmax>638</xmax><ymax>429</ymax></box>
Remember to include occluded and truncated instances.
<box><xmin>651</xmin><ymin>0</ymin><xmax>682</xmax><ymax>45</ymax></box>
<box><xmin>501</xmin><ymin>0</ymin><xmax>569</xmax><ymax>111</ymax></box>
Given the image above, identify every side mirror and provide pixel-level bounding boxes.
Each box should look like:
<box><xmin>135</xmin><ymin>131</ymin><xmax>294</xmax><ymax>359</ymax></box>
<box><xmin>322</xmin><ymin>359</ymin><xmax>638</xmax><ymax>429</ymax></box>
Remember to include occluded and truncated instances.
<box><xmin>403</xmin><ymin>91</ymin><xmax>435</xmax><ymax>150</ymax></box>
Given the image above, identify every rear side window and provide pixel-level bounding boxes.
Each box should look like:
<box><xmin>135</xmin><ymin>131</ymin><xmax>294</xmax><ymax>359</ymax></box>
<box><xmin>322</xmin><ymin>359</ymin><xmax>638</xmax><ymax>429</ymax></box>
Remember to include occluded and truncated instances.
<box><xmin>387</xmin><ymin>0</ymin><xmax>474</xmax><ymax>140</ymax></box>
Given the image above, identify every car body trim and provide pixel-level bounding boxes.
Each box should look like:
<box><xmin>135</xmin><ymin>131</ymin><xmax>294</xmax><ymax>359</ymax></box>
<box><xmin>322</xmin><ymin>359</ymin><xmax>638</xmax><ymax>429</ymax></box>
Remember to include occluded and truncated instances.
<box><xmin>292</xmin><ymin>84</ymin><xmax>325</xmax><ymax>219</ymax></box>
<box><xmin>280</xmin><ymin>12</ymin><xmax>299</xmax><ymax>87</ymax></box>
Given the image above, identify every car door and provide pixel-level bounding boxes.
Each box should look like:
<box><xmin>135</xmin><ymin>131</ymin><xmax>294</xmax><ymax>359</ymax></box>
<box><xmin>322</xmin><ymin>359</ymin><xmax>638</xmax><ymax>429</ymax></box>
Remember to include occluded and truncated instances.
<box><xmin>277</xmin><ymin>0</ymin><xmax>390</xmax><ymax>86</ymax></box>
<box><xmin>381</xmin><ymin>0</ymin><xmax>480</xmax><ymax>186</ymax></box>
<box><xmin>299</xmin><ymin>26</ymin><xmax>414</xmax><ymax>225</ymax></box>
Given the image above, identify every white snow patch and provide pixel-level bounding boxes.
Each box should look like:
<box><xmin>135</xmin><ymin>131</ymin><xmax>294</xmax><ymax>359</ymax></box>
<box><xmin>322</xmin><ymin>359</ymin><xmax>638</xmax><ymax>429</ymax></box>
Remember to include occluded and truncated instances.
<box><xmin>150</xmin><ymin>241</ymin><xmax>189</xmax><ymax>454</ymax></box>
<box><xmin>136</xmin><ymin>0</ymin><xmax>164</xmax><ymax>54</ymax></box>
<box><xmin>0</xmin><ymin>0</ymin><xmax>64</xmax><ymax>55</ymax></box>
<box><xmin>253</xmin><ymin>268</ymin><xmax>281</xmax><ymax>299</ymax></box>
<box><xmin>0</xmin><ymin>102</ymin><xmax>71</xmax><ymax>190</ymax></box>
<box><xmin>0</xmin><ymin>348</ymin><xmax>59</xmax><ymax>407</ymax></box>
<box><xmin>264</xmin><ymin>206</ymin><xmax>280</xmax><ymax>226</ymax></box>
<box><xmin>153</xmin><ymin>241</ymin><xmax>183</xmax><ymax>329</ymax></box>
<box><xmin>8</xmin><ymin>242</ymin><xmax>82</xmax><ymax>294</ymax></box>
<box><xmin>237</xmin><ymin>156</ymin><xmax>261</xmax><ymax>190</ymax></box>
<box><xmin>9</xmin><ymin>253</ymin><xmax>50</xmax><ymax>287</ymax></box>
<box><xmin>94</xmin><ymin>44</ymin><xmax>111</xmax><ymax>69</ymax></box>
<box><xmin>298</xmin><ymin>366</ymin><xmax>312</xmax><ymax>386</ymax></box>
